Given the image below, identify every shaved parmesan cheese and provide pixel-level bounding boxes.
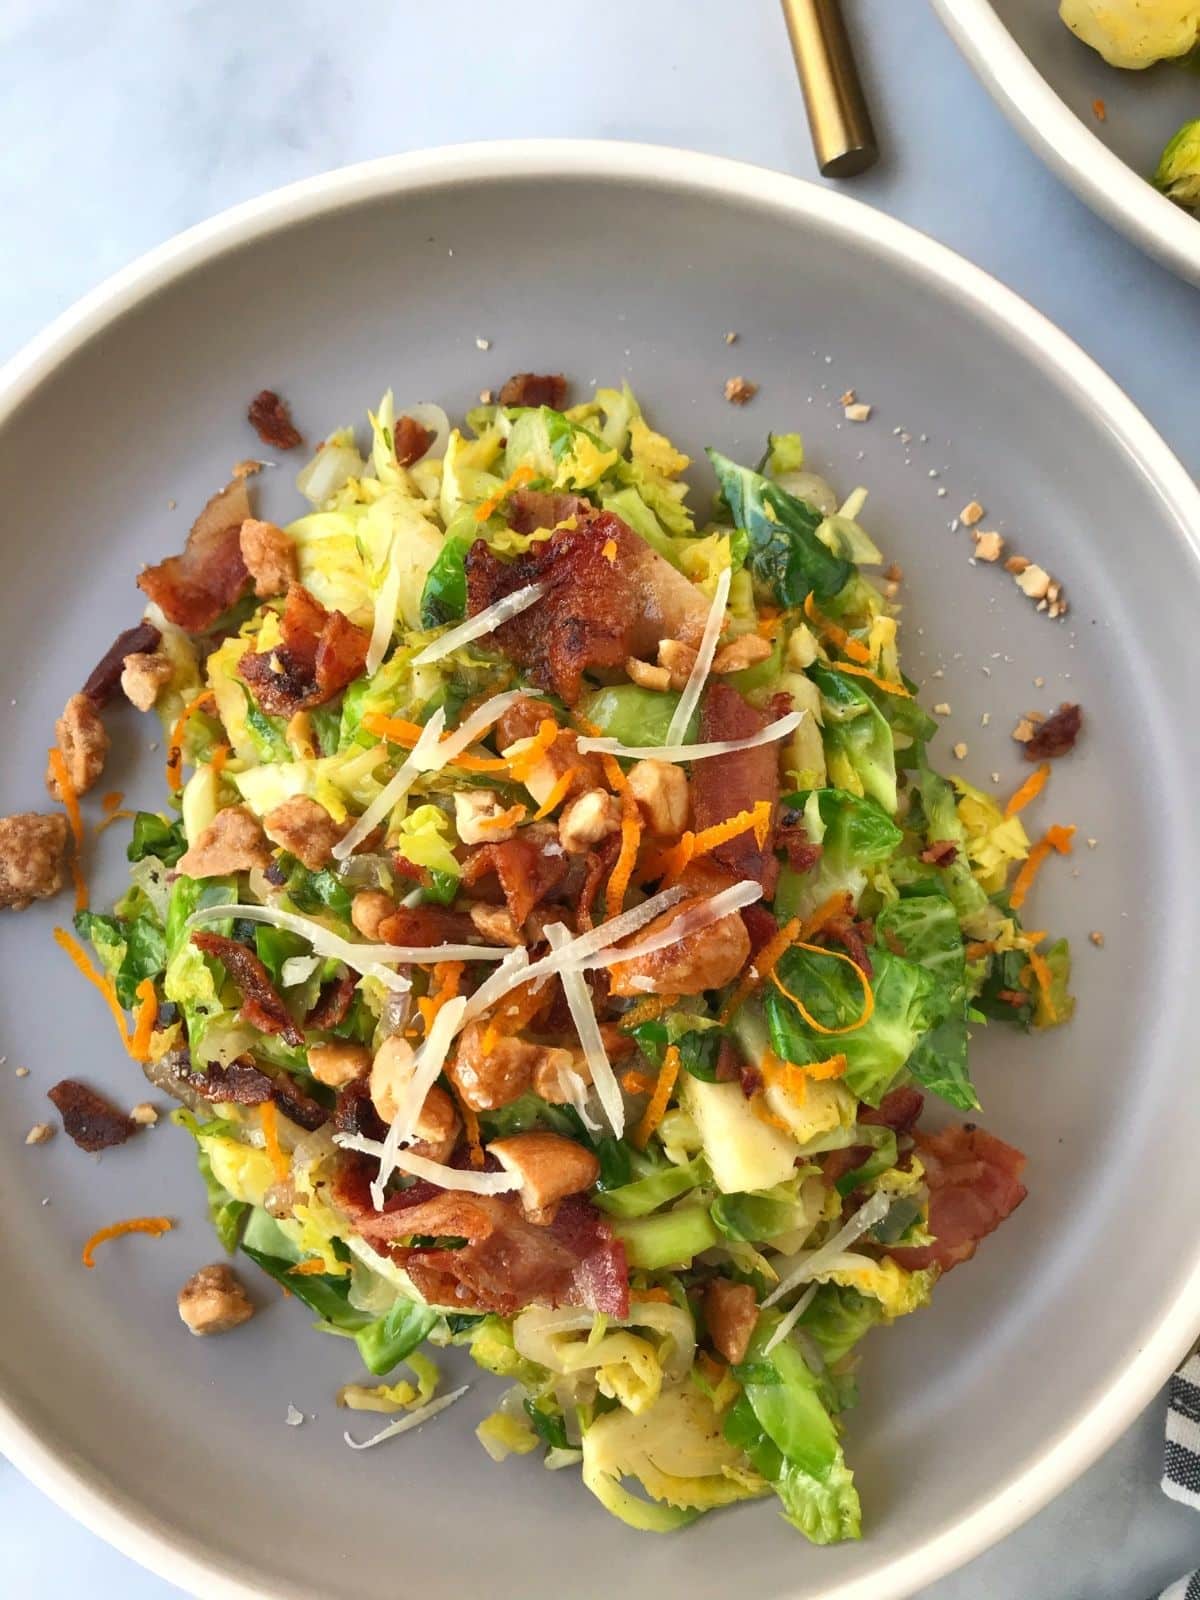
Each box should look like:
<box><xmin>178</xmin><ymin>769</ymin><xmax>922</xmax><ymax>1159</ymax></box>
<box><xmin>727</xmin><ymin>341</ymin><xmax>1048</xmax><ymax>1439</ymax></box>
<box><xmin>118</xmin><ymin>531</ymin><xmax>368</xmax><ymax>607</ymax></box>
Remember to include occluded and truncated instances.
<box><xmin>335</xmin><ymin>1130</ymin><xmax>521</xmax><ymax>1196</ymax></box>
<box><xmin>280</xmin><ymin>954</ymin><xmax>321</xmax><ymax>988</ymax></box>
<box><xmin>411</xmin><ymin>581</ymin><xmax>547</xmax><ymax>667</ymax></box>
<box><xmin>588</xmin><ymin>880</ymin><xmax>762</xmax><ymax>969</ymax></box>
<box><xmin>665</xmin><ymin>563</ymin><xmax>730</xmax><ymax>747</ymax></box>
<box><xmin>184</xmin><ymin>902</ymin><xmax>510</xmax><ymax>993</ymax></box>
<box><xmin>365</xmin><ymin>531</ymin><xmax>404</xmax><ymax>677</ymax></box>
<box><xmin>333</xmin><ymin>708</ymin><xmax>446</xmax><ymax>861</ymax></box>
<box><xmin>762</xmin><ymin>1282</ymin><xmax>818</xmax><ymax>1356</ymax></box>
<box><xmin>369</xmin><ymin>995</ymin><xmax>470</xmax><ymax>1206</ymax></box>
<box><xmin>577</xmin><ymin>709</ymin><xmax>804</xmax><ymax>764</ymax></box>
<box><xmin>545</xmin><ymin>923</ymin><xmax>623</xmax><ymax>1139</ymax></box>
<box><xmin>332</xmin><ymin>689</ymin><xmax>535</xmax><ymax>862</ymax></box>
<box><xmin>763</xmin><ymin>1189</ymin><xmax>891</xmax><ymax>1308</ymax></box>
<box><xmin>343</xmin><ymin>1384</ymin><xmax>470</xmax><ymax>1451</ymax></box>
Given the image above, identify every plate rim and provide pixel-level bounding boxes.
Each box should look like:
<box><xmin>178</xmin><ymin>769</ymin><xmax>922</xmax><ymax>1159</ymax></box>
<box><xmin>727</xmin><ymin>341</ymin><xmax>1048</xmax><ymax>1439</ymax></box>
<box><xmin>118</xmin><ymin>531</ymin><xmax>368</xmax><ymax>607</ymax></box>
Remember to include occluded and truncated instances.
<box><xmin>1</xmin><ymin>137</ymin><xmax>1199</xmax><ymax>1600</ymax></box>
<box><xmin>931</xmin><ymin>0</ymin><xmax>1200</xmax><ymax>286</ymax></box>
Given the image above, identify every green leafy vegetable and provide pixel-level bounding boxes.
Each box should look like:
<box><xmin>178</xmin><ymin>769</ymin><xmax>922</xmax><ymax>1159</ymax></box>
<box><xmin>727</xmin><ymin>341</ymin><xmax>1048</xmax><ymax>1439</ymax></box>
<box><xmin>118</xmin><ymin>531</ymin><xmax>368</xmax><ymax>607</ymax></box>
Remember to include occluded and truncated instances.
<box><xmin>579</xmin><ymin>685</ymin><xmax>699</xmax><ymax>749</ymax></box>
<box><xmin>593</xmin><ymin>1156</ymin><xmax>707</xmax><ymax>1219</ymax></box>
<box><xmin>707</xmin><ymin>450</ymin><xmax>852</xmax><ymax>605</ymax></box>
<box><xmin>807</xmin><ymin>664</ymin><xmax>897</xmax><ymax>816</ymax></box>
<box><xmin>420</xmin><ymin>532</ymin><xmax>471</xmax><ymax>627</ymax></box>
<box><xmin>127</xmin><ymin>812</ymin><xmax>187</xmax><ymax>867</ymax></box>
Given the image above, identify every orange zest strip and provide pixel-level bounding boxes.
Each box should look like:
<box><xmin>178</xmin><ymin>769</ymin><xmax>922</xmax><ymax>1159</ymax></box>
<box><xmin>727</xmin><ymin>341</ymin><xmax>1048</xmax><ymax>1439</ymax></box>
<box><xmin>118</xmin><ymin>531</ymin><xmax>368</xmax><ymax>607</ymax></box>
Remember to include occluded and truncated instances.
<box><xmin>360</xmin><ymin>710</ymin><xmax>510</xmax><ymax>774</ymax></box>
<box><xmin>964</xmin><ymin>940</ymin><xmax>996</xmax><ymax>962</ymax></box>
<box><xmin>1025</xmin><ymin>949</ymin><xmax>1057</xmax><ymax>1025</ymax></box>
<box><xmin>650</xmin><ymin>800</ymin><xmax>773</xmax><ymax>886</ymax></box>
<box><xmin>1009</xmin><ymin>824</ymin><xmax>1076</xmax><ymax>911</ymax></box>
<box><xmin>630</xmin><ymin>1286</ymin><xmax>673</xmax><ymax>1304</ymax></box>
<box><xmin>602</xmin><ymin>538</ymin><xmax>618</xmax><ymax>564</ymax></box>
<box><xmin>506</xmin><ymin>719</ymin><xmax>559</xmax><ymax>783</ymax></box>
<box><xmin>53</xmin><ymin>928</ymin><xmax>133</xmax><ymax>1051</ymax></box>
<box><xmin>633</xmin><ymin>1044</ymin><xmax>681</xmax><ymax>1150</ymax></box>
<box><xmin>619</xmin><ymin>993</ymin><xmax>680</xmax><ymax>1028</ymax></box>
<box><xmin>805</xmin><ymin>1053</ymin><xmax>848</xmax><ymax>1081</ymax></box>
<box><xmin>210</xmin><ymin>743</ymin><xmax>231</xmax><ymax>784</ymax></box>
<box><xmin>258</xmin><ymin>1101</ymin><xmax>290</xmax><ymax>1184</ymax></box>
<box><xmin>600</xmin><ymin>754</ymin><xmax>642</xmax><ymax>920</ymax></box>
<box><xmin>417</xmin><ymin>961</ymin><xmax>465</xmax><ymax>1035</ymax></box>
<box><xmin>532</xmin><ymin>767</ymin><xmax>578</xmax><ymax>820</ymax></box>
<box><xmin>48</xmin><ymin>746</ymin><xmax>88</xmax><ymax>910</ymax></box>
<box><xmin>621</xmin><ymin>1068</ymin><xmax>658</xmax><ymax>1096</ymax></box>
<box><xmin>95</xmin><ymin>807</ymin><xmax>135</xmax><ymax>835</ymax></box>
<box><xmin>101</xmin><ymin>790</ymin><xmax>125</xmax><ymax>815</ymax></box>
<box><xmin>770</xmin><ymin>941</ymin><xmax>875</xmax><ymax>1035</ymax></box>
<box><xmin>830</xmin><ymin>660</ymin><xmax>912</xmax><ymax>698</ymax></box>
<box><xmin>719</xmin><ymin>915</ymin><xmax>802</xmax><ymax>1024</ymax></box>
<box><xmin>81</xmin><ymin>1216</ymin><xmax>173</xmax><ymax>1269</ymax></box>
<box><xmin>481</xmin><ymin>977</ymin><xmax>549</xmax><ymax>1052</ymax></box>
<box><xmin>166</xmin><ymin>692</ymin><xmax>215</xmax><ymax>793</ymax></box>
<box><xmin>128</xmin><ymin>978</ymin><xmax>159</xmax><ymax>1063</ymax></box>
<box><xmin>474</xmin><ymin>463</ymin><xmax>536</xmax><ymax>523</ymax></box>
<box><xmin>803</xmin><ymin>592</ymin><xmax>872</xmax><ymax>664</ymax></box>
<box><xmin>798</xmin><ymin>891</ymin><xmax>854</xmax><ymax>942</ymax></box>
<box><xmin>478</xmin><ymin>803</ymin><xmax>527</xmax><ymax>832</ymax></box>
<box><xmin>1003</xmin><ymin>762</ymin><xmax>1049</xmax><ymax>818</ymax></box>
<box><xmin>289</xmin><ymin>1259</ymin><xmax>332</xmax><ymax>1276</ymax></box>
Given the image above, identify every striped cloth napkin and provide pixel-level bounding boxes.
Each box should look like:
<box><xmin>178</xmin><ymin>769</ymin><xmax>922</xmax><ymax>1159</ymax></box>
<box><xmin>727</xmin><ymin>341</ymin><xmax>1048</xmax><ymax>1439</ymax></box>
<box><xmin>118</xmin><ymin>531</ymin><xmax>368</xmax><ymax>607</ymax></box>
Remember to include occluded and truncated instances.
<box><xmin>1157</xmin><ymin>1354</ymin><xmax>1200</xmax><ymax>1599</ymax></box>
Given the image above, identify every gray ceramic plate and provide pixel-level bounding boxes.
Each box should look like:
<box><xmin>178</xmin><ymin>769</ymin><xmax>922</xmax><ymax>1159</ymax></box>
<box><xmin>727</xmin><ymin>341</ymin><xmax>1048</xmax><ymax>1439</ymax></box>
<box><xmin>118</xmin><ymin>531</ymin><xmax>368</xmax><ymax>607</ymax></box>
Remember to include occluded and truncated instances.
<box><xmin>1</xmin><ymin>142</ymin><xmax>1199</xmax><ymax>1600</ymax></box>
<box><xmin>933</xmin><ymin>0</ymin><xmax>1200</xmax><ymax>285</ymax></box>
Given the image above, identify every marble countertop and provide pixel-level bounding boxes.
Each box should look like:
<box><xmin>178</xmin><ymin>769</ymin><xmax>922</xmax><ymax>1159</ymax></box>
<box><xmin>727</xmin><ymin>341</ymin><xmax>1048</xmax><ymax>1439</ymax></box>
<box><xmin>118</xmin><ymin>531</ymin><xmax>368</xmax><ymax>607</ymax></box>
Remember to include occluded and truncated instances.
<box><xmin>1</xmin><ymin>0</ymin><xmax>1198</xmax><ymax>1594</ymax></box>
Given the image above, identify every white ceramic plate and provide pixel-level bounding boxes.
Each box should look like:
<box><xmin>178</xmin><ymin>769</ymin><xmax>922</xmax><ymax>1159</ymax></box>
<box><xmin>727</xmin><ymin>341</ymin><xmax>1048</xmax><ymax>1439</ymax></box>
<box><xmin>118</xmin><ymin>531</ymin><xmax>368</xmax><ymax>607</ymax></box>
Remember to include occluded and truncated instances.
<box><xmin>1</xmin><ymin>142</ymin><xmax>1199</xmax><ymax>1600</ymax></box>
<box><xmin>933</xmin><ymin>0</ymin><xmax>1200</xmax><ymax>285</ymax></box>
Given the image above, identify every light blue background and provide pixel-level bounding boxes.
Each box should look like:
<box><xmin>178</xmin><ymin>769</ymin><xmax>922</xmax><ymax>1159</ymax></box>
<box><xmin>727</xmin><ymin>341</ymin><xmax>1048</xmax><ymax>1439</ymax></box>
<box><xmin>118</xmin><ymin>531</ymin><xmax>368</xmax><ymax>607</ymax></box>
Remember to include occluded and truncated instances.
<box><xmin>1</xmin><ymin>1</ymin><xmax>1197</xmax><ymax>1594</ymax></box>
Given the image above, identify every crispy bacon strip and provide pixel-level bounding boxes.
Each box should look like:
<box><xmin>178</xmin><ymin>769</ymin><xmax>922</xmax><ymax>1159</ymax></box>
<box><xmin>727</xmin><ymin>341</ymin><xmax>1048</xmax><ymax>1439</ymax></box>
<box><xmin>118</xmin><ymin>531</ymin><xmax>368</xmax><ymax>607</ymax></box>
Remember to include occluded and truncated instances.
<box><xmin>306</xmin><ymin>970</ymin><xmax>359</xmax><ymax>1030</ymax></box>
<box><xmin>689</xmin><ymin>683</ymin><xmax>780</xmax><ymax>896</ymax></box>
<box><xmin>47</xmin><ymin>1079</ymin><xmax>134</xmax><ymax>1152</ymax></box>
<box><xmin>498</xmin><ymin>373</ymin><xmax>568</xmax><ymax>409</ymax></box>
<box><xmin>376</xmin><ymin>905</ymin><xmax>479</xmax><ymax>947</ymax></box>
<box><xmin>332</xmin><ymin>1159</ymin><xmax>628</xmax><ymax>1317</ymax></box>
<box><xmin>239</xmin><ymin>583</ymin><xmax>370</xmax><ymax>716</ymax></box>
<box><xmin>460</xmin><ymin>836</ymin><xmax>569</xmax><ymax>927</ymax></box>
<box><xmin>191</xmin><ymin>931</ymin><xmax>304</xmax><ymax>1047</ymax></box>
<box><xmin>247</xmin><ymin>389</ymin><xmax>302</xmax><ymax>450</ymax></box>
<box><xmin>889</xmin><ymin>1124</ymin><xmax>1027</xmax><ymax>1273</ymax></box>
<box><xmin>505</xmin><ymin>487</ymin><xmax>590</xmax><ymax>535</ymax></box>
<box><xmin>919</xmin><ymin>840</ymin><xmax>959</xmax><ymax>866</ymax></box>
<box><xmin>822</xmin><ymin>1086</ymin><xmax>925</xmax><ymax>1186</ymax></box>
<box><xmin>137</xmin><ymin>477</ymin><xmax>252</xmax><ymax>632</ymax></box>
<box><xmin>185</xmin><ymin>1055</ymin><xmax>327</xmax><ymax>1131</ymax></box>
<box><xmin>82</xmin><ymin>621</ymin><xmax>162</xmax><ymax>708</ymax></box>
<box><xmin>465</xmin><ymin>511</ymin><xmax>709</xmax><ymax>704</ymax></box>
<box><xmin>1024</xmin><ymin>703</ymin><xmax>1082</xmax><ymax>761</ymax></box>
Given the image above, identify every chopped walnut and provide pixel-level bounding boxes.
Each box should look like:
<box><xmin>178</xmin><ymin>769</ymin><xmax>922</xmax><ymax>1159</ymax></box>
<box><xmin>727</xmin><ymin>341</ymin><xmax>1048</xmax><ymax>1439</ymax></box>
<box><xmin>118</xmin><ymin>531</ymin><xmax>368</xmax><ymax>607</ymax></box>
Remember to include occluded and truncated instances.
<box><xmin>1012</xmin><ymin>718</ymin><xmax>1035</xmax><ymax>743</ymax></box>
<box><xmin>705</xmin><ymin>1278</ymin><xmax>758</xmax><ymax>1365</ymax></box>
<box><xmin>308</xmin><ymin>1041</ymin><xmax>371</xmax><ymax>1089</ymax></box>
<box><xmin>177</xmin><ymin>1263</ymin><xmax>255</xmax><ymax>1336</ymax></box>
<box><xmin>263</xmin><ymin>795</ymin><xmax>345</xmax><ymax>870</ymax></box>
<box><xmin>120</xmin><ymin>651</ymin><xmax>173</xmax><ymax>712</ymax></box>
<box><xmin>626</xmin><ymin>759</ymin><xmax>689</xmax><ymax>838</ymax></box>
<box><xmin>447</xmin><ymin>1023</ymin><xmax>541</xmax><ymax>1111</ymax></box>
<box><xmin>454</xmin><ymin>789</ymin><xmax>519</xmax><ymax>845</ymax></box>
<box><xmin>369</xmin><ymin>1036</ymin><xmax>417</xmax><ymax>1124</ymax></box>
<box><xmin>46</xmin><ymin>692</ymin><xmax>109</xmax><ymax>798</ymax></box>
<box><xmin>239</xmin><ymin>519</ymin><xmax>298</xmax><ymax>599</ymax></box>
<box><xmin>844</xmin><ymin>402</ymin><xmax>872</xmax><ymax>423</ymax></box>
<box><xmin>408</xmin><ymin>1083</ymin><xmax>460</xmax><ymax>1165</ymax></box>
<box><xmin>176</xmin><ymin>805</ymin><xmax>271</xmax><ymax>879</ymax></box>
<box><xmin>723</xmin><ymin>376</ymin><xmax>758</xmax><ymax>406</ymax></box>
<box><xmin>1004</xmin><ymin>555</ymin><xmax>1030</xmax><ymax>575</ymax></box>
<box><xmin>624</xmin><ymin>656</ymin><xmax>672</xmax><ymax>692</ymax></box>
<box><xmin>532</xmin><ymin>1046</ymin><xmax>590</xmax><ymax>1104</ymax></box>
<box><xmin>351</xmin><ymin>890</ymin><xmax>394</xmax><ymax>941</ymax></box>
<box><xmin>657</xmin><ymin>638</ymin><xmax>699</xmax><ymax>691</ymax></box>
<box><xmin>973</xmin><ymin>530</ymin><xmax>1005</xmax><ymax>562</ymax></box>
<box><xmin>558</xmin><ymin>789</ymin><xmax>622</xmax><ymax>854</ymax></box>
<box><xmin>839</xmin><ymin>389</ymin><xmax>856</xmax><ymax>407</ymax></box>
<box><xmin>960</xmin><ymin>501</ymin><xmax>984</xmax><ymax>527</ymax></box>
<box><xmin>932</xmin><ymin>702</ymin><xmax>952</xmax><ymax>716</ymax></box>
<box><xmin>488</xmin><ymin>1131</ymin><xmax>601</xmax><ymax>1224</ymax></box>
<box><xmin>952</xmin><ymin>742</ymin><xmax>969</xmax><ymax>761</ymax></box>
<box><xmin>1014</xmin><ymin>564</ymin><xmax>1051</xmax><ymax>601</ymax></box>
<box><xmin>24</xmin><ymin>1122</ymin><xmax>54</xmax><ymax>1146</ymax></box>
<box><xmin>129</xmin><ymin>1102</ymin><xmax>159</xmax><ymax>1126</ymax></box>
<box><xmin>468</xmin><ymin>901</ymin><xmax>524</xmax><ymax>946</ymax></box>
<box><xmin>711</xmin><ymin>634</ymin><xmax>773</xmax><ymax>674</ymax></box>
<box><xmin>1089</xmin><ymin>931</ymin><xmax>1105</xmax><ymax>948</ymax></box>
<box><xmin>0</xmin><ymin>812</ymin><xmax>69</xmax><ymax>910</ymax></box>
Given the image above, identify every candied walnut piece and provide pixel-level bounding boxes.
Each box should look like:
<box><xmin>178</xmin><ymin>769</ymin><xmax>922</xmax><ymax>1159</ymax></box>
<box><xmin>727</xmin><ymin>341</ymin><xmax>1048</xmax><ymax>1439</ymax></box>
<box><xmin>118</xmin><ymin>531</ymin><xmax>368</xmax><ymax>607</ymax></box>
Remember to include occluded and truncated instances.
<box><xmin>121</xmin><ymin>651</ymin><xmax>173</xmax><ymax>712</ymax></box>
<box><xmin>558</xmin><ymin>789</ymin><xmax>621</xmax><ymax>854</ymax></box>
<box><xmin>178</xmin><ymin>1263</ymin><xmax>256</xmax><ymax>1336</ymax></box>
<box><xmin>308</xmin><ymin>1041</ymin><xmax>371</xmax><ymax>1089</ymax></box>
<box><xmin>705</xmin><ymin>1279</ymin><xmax>758</xmax><ymax>1365</ymax></box>
<box><xmin>1024</xmin><ymin>703</ymin><xmax>1082</xmax><ymax>761</ymax></box>
<box><xmin>0</xmin><ymin>812</ymin><xmax>69</xmax><ymax>910</ymax></box>
<box><xmin>408</xmin><ymin>1083</ymin><xmax>461</xmax><ymax>1165</ymax></box>
<box><xmin>447</xmin><ymin>1022</ymin><xmax>540</xmax><ymax>1111</ymax></box>
<box><xmin>247</xmin><ymin>389</ymin><xmax>302</xmax><ymax>451</ymax></box>
<box><xmin>177</xmin><ymin>805</ymin><xmax>272</xmax><ymax>878</ymax></box>
<box><xmin>626</xmin><ymin>759</ymin><xmax>689</xmax><ymax>838</ymax></box>
<box><xmin>723</xmin><ymin>376</ymin><xmax>758</xmax><ymax>405</ymax></box>
<box><xmin>239</xmin><ymin>518</ymin><xmax>298</xmax><ymax>599</ymax></box>
<box><xmin>351</xmin><ymin>889</ymin><xmax>395</xmax><ymax>941</ymax></box>
<box><xmin>497</xmin><ymin>373</ymin><xmax>567</xmax><ymax>409</ymax></box>
<box><xmin>83</xmin><ymin>620</ymin><xmax>162</xmax><ymax>708</ymax></box>
<box><xmin>263</xmin><ymin>795</ymin><xmax>345</xmax><ymax>870</ymax></box>
<box><xmin>488</xmin><ymin>1132</ymin><xmax>600</xmax><ymax>1225</ymax></box>
<box><xmin>46</xmin><ymin>692</ymin><xmax>110</xmax><ymax>799</ymax></box>
<box><xmin>47</xmin><ymin>1079</ymin><xmax>135</xmax><ymax>1152</ymax></box>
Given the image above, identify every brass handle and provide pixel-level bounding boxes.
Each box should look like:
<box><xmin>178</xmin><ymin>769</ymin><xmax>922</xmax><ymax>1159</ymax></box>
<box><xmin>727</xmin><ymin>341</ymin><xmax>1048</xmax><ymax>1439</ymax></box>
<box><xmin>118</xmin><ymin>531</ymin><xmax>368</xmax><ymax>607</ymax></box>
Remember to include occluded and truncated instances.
<box><xmin>781</xmin><ymin>0</ymin><xmax>878</xmax><ymax>179</ymax></box>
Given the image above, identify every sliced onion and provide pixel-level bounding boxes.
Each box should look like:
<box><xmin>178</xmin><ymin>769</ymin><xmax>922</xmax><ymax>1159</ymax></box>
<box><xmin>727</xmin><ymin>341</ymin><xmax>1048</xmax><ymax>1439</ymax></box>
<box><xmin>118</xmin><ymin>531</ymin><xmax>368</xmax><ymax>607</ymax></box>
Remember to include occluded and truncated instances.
<box><xmin>296</xmin><ymin>443</ymin><xmax>366</xmax><ymax>507</ymax></box>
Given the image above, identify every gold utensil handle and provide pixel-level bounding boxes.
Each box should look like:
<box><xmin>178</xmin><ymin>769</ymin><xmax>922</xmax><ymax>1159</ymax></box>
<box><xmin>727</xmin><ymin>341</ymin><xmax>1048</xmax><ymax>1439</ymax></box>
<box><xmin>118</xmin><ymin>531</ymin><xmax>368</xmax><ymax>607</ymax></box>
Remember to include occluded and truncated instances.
<box><xmin>782</xmin><ymin>0</ymin><xmax>878</xmax><ymax>178</ymax></box>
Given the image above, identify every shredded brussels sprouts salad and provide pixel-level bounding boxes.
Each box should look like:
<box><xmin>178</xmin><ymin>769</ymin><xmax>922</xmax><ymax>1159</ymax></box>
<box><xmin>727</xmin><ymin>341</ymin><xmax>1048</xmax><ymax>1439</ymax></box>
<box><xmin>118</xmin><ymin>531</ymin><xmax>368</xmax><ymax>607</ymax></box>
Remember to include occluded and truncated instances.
<box><xmin>70</xmin><ymin>376</ymin><xmax>1075</xmax><ymax>1542</ymax></box>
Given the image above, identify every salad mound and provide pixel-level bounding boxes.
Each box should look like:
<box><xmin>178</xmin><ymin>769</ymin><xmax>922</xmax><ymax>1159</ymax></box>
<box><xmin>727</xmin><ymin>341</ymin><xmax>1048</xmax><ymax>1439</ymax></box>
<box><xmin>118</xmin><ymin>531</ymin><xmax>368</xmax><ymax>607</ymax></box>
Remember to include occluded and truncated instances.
<box><xmin>66</xmin><ymin>377</ymin><xmax>1074</xmax><ymax>1541</ymax></box>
